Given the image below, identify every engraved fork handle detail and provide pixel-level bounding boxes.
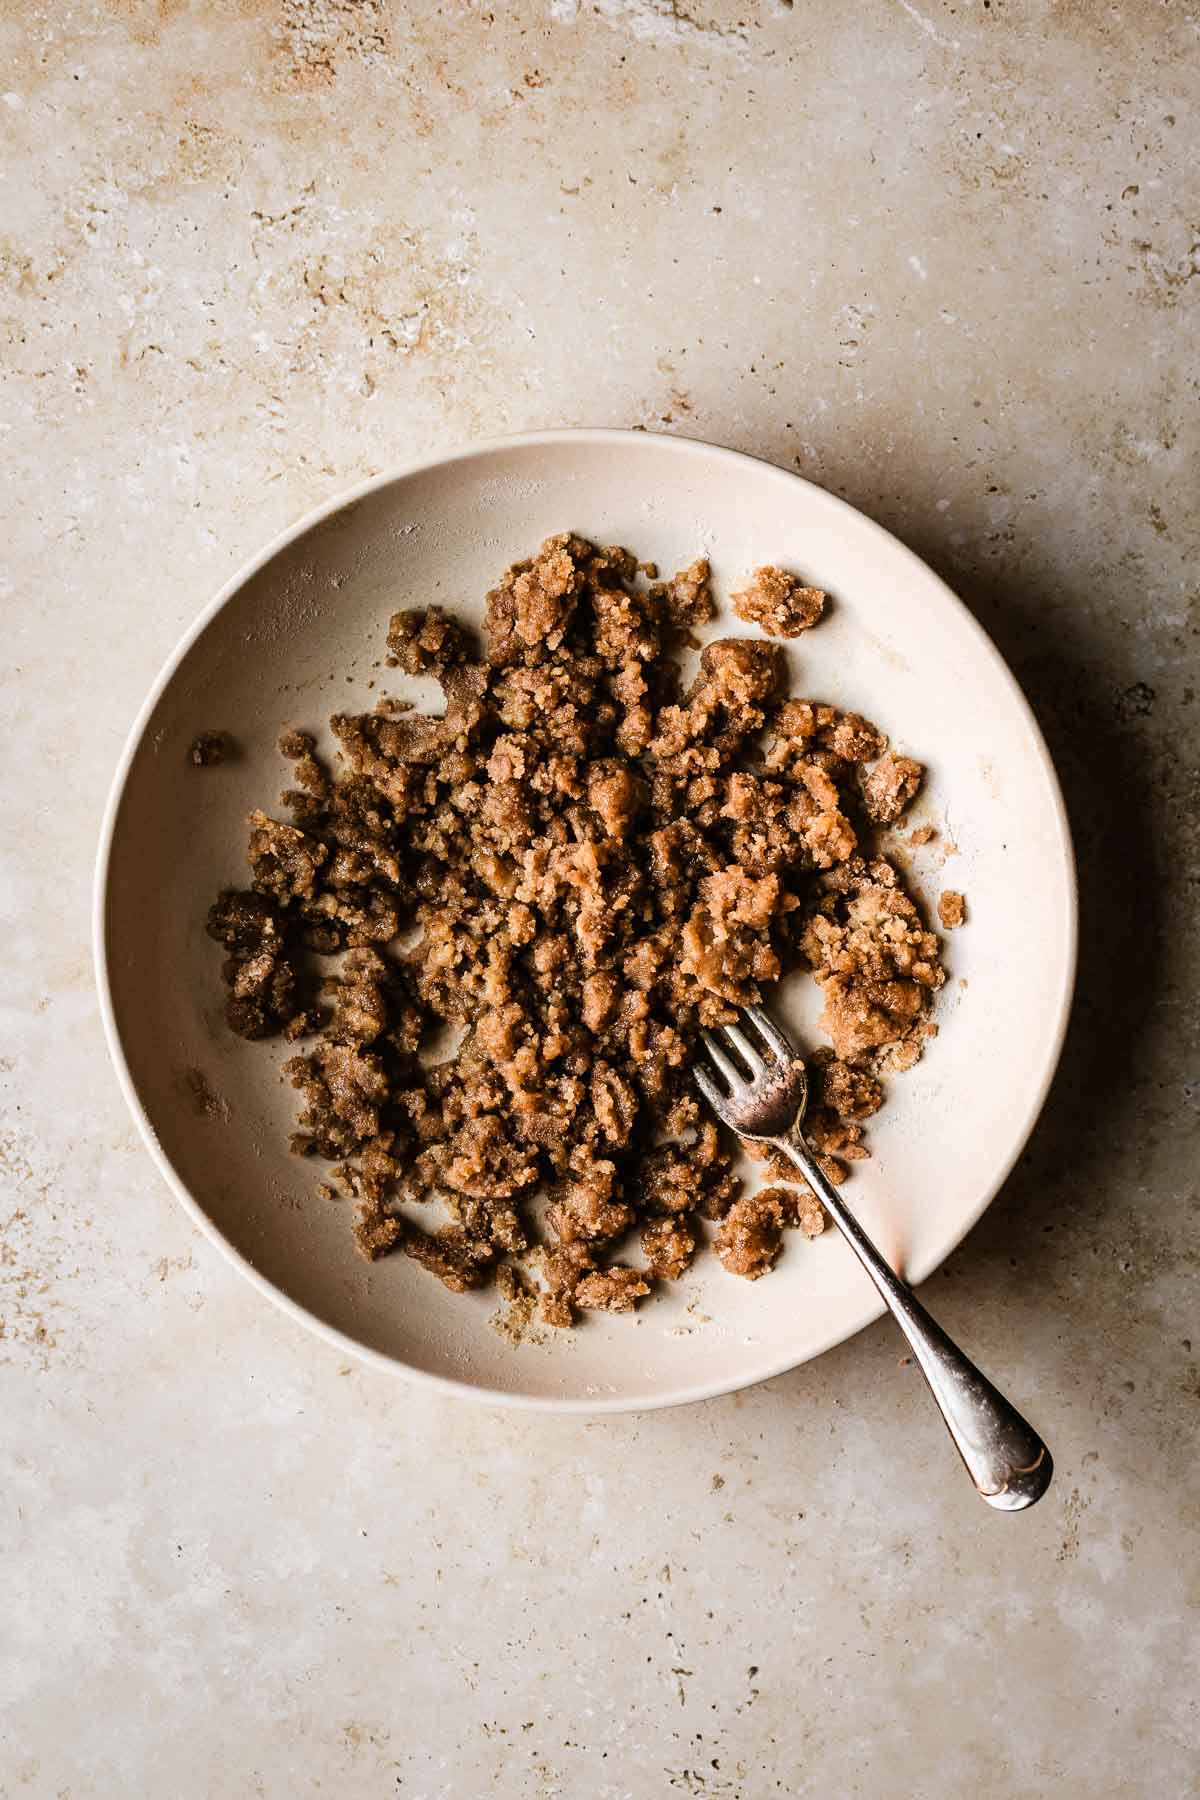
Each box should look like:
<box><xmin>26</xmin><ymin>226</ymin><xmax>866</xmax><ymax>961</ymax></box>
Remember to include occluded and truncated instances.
<box><xmin>775</xmin><ymin>1125</ymin><xmax>1052</xmax><ymax>1511</ymax></box>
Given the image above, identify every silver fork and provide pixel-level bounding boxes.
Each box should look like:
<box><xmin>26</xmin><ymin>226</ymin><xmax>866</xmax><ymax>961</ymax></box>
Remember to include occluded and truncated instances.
<box><xmin>696</xmin><ymin>1005</ymin><xmax>1052</xmax><ymax>1511</ymax></box>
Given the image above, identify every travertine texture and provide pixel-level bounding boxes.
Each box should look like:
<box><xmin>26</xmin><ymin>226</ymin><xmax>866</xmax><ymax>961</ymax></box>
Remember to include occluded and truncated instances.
<box><xmin>2</xmin><ymin>2</ymin><xmax>1198</xmax><ymax>1794</ymax></box>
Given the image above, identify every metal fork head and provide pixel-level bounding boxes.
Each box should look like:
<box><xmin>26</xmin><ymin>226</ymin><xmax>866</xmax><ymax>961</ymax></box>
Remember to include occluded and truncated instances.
<box><xmin>693</xmin><ymin>1003</ymin><xmax>809</xmax><ymax>1141</ymax></box>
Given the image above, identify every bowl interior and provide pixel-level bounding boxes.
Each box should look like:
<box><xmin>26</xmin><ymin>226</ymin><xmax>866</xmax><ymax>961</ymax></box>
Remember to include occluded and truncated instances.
<box><xmin>99</xmin><ymin>433</ymin><xmax>1074</xmax><ymax>1408</ymax></box>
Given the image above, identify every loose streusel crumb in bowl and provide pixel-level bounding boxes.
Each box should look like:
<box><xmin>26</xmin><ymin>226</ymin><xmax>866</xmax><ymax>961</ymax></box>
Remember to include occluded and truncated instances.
<box><xmin>206</xmin><ymin>536</ymin><xmax>950</xmax><ymax>1329</ymax></box>
<box><xmin>938</xmin><ymin>890</ymin><xmax>967</xmax><ymax>929</ymax></box>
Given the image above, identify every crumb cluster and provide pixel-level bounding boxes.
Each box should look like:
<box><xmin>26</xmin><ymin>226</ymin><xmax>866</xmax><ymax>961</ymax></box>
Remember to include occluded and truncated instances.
<box><xmin>190</xmin><ymin>730</ymin><xmax>230</xmax><ymax>767</ymax></box>
<box><xmin>938</xmin><ymin>889</ymin><xmax>966</xmax><ymax>929</ymax></box>
<box><xmin>732</xmin><ymin>565</ymin><xmax>826</xmax><ymax>636</ymax></box>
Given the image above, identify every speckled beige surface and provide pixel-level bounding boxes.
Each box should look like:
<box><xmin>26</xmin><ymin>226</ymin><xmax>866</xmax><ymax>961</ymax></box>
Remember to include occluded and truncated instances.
<box><xmin>2</xmin><ymin>2</ymin><xmax>1198</xmax><ymax>1794</ymax></box>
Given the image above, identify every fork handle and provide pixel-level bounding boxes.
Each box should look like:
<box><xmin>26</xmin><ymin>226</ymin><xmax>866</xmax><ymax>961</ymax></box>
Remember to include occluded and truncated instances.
<box><xmin>772</xmin><ymin>1129</ymin><xmax>1052</xmax><ymax>1511</ymax></box>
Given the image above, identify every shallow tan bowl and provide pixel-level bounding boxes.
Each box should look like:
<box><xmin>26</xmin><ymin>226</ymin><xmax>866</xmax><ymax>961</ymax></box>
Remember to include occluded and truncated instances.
<box><xmin>95</xmin><ymin>430</ymin><xmax>1076</xmax><ymax>1411</ymax></box>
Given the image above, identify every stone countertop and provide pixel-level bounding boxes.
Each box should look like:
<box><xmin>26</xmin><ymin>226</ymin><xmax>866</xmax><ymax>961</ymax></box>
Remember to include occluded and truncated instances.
<box><xmin>2</xmin><ymin>2</ymin><xmax>1197</xmax><ymax>1794</ymax></box>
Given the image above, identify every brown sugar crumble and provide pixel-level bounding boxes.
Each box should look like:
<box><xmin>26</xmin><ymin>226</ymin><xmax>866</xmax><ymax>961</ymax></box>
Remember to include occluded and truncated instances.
<box><xmin>732</xmin><ymin>565</ymin><xmax>826</xmax><ymax>636</ymax></box>
<box><xmin>938</xmin><ymin>889</ymin><xmax>966</xmax><ymax>929</ymax></box>
<box><xmin>190</xmin><ymin>730</ymin><xmax>231</xmax><ymax>767</ymax></box>
<box><xmin>490</xmin><ymin>1263</ymin><xmax>546</xmax><ymax>1346</ymax></box>
<box><xmin>861</xmin><ymin>751</ymin><xmax>924</xmax><ymax>825</ymax></box>
<box><xmin>205</xmin><ymin>535</ymin><xmax>951</xmax><ymax>1327</ymax></box>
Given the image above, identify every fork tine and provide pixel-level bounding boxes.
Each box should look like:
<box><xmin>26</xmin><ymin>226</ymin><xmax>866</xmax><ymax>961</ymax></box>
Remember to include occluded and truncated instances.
<box><xmin>743</xmin><ymin>1002</ymin><xmax>796</xmax><ymax>1062</ymax></box>
<box><xmin>720</xmin><ymin>1021</ymin><xmax>766</xmax><ymax>1077</ymax></box>
<box><xmin>700</xmin><ymin>1028</ymin><xmax>745</xmax><ymax>1092</ymax></box>
<box><xmin>693</xmin><ymin>1064</ymin><xmax>730</xmax><ymax>1118</ymax></box>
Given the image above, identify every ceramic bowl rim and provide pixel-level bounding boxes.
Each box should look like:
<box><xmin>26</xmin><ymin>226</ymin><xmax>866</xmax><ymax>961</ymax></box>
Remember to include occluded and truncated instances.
<box><xmin>93</xmin><ymin>428</ymin><xmax>1078</xmax><ymax>1413</ymax></box>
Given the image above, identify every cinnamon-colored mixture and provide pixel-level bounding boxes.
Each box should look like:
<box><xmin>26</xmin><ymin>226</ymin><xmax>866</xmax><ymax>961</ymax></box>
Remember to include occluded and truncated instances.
<box><xmin>206</xmin><ymin>539</ymin><xmax>952</xmax><ymax>1326</ymax></box>
<box><xmin>190</xmin><ymin>730</ymin><xmax>230</xmax><ymax>767</ymax></box>
<box><xmin>732</xmin><ymin>565</ymin><xmax>826</xmax><ymax>636</ymax></box>
<box><xmin>938</xmin><ymin>889</ymin><xmax>966</xmax><ymax>929</ymax></box>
